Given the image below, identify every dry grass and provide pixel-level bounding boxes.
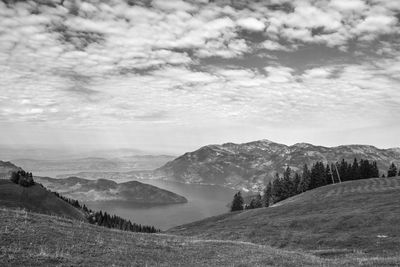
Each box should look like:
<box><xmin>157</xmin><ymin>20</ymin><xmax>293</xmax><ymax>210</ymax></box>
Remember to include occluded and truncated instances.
<box><xmin>0</xmin><ymin>208</ymin><xmax>335</xmax><ymax>267</ymax></box>
<box><xmin>169</xmin><ymin>177</ymin><xmax>400</xmax><ymax>265</ymax></box>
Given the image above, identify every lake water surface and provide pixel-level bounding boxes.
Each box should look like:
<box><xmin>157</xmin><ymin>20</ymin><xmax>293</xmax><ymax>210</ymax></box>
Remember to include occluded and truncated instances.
<box><xmin>85</xmin><ymin>180</ymin><xmax>236</xmax><ymax>230</ymax></box>
<box><xmin>34</xmin><ymin>170</ymin><xmax>239</xmax><ymax>230</ymax></box>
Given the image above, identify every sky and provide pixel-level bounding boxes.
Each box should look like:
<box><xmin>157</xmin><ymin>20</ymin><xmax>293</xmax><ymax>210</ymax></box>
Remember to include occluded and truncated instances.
<box><xmin>0</xmin><ymin>0</ymin><xmax>399</xmax><ymax>154</ymax></box>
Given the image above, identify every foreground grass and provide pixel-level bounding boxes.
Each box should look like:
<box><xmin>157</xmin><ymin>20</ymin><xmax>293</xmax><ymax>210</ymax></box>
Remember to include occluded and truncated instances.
<box><xmin>169</xmin><ymin>177</ymin><xmax>400</xmax><ymax>265</ymax></box>
<box><xmin>1</xmin><ymin>209</ymin><xmax>399</xmax><ymax>266</ymax></box>
<box><xmin>0</xmin><ymin>208</ymin><xmax>334</xmax><ymax>267</ymax></box>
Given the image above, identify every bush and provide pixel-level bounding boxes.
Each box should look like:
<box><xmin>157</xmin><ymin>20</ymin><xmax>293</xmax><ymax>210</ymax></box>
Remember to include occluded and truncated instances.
<box><xmin>10</xmin><ymin>171</ymin><xmax>34</xmax><ymax>187</ymax></box>
<box><xmin>10</xmin><ymin>172</ymin><xmax>20</xmax><ymax>184</ymax></box>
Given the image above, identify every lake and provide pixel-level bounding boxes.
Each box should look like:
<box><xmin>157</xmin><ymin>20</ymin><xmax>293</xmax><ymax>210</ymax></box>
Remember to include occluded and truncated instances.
<box><xmin>34</xmin><ymin>169</ymin><xmax>238</xmax><ymax>231</ymax></box>
<box><xmin>83</xmin><ymin>180</ymin><xmax>237</xmax><ymax>230</ymax></box>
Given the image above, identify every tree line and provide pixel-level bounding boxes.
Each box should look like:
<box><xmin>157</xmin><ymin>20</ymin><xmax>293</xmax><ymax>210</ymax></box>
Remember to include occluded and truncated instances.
<box><xmin>231</xmin><ymin>158</ymin><xmax>398</xmax><ymax>211</ymax></box>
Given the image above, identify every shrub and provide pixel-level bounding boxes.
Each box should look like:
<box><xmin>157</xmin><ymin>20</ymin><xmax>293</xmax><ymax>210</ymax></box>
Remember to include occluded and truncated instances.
<box><xmin>10</xmin><ymin>171</ymin><xmax>34</xmax><ymax>187</ymax></box>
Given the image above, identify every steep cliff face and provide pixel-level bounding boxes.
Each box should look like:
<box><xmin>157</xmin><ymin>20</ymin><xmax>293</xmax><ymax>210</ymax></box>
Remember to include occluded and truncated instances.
<box><xmin>155</xmin><ymin>140</ymin><xmax>400</xmax><ymax>191</ymax></box>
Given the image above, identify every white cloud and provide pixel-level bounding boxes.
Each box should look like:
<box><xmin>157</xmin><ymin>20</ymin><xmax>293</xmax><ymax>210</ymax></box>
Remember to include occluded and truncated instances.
<box><xmin>329</xmin><ymin>0</ymin><xmax>367</xmax><ymax>11</ymax></box>
<box><xmin>260</xmin><ymin>40</ymin><xmax>291</xmax><ymax>51</ymax></box>
<box><xmin>237</xmin><ymin>17</ymin><xmax>265</xmax><ymax>31</ymax></box>
<box><xmin>264</xmin><ymin>66</ymin><xmax>295</xmax><ymax>83</ymax></box>
<box><xmin>302</xmin><ymin>67</ymin><xmax>333</xmax><ymax>79</ymax></box>
<box><xmin>0</xmin><ymin>0</ymin><xmax>399</xmax><ymax>150</ymax></box>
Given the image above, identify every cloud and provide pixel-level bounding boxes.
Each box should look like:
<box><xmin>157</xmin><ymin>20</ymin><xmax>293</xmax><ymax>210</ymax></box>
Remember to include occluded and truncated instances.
<box><xmin>264</xmin><ymin>66</ymin><xmax>295</xmax><ymax>83</ymax></box>
<box><xmin>302</xmin><ymin>67</ymin><xmax>333</xmax><ymax>79</ymax></box>
<box><xmin>237</xmin><ymin>17</ymin><xmax>265</xmax><ymax>31</ymax></box>
<box><xmin>0</xmin><ymin>0</ymin><xmax>399</xmax><ymax>150</ymax></box>
<box><xmin>329</xmin><ymin>0</ymin><xmax>367</xmax><ymax>11</ymax></box>
<box><xmin>260</xmin><ymin>40</ymin><xmax>291</xmax><ymax>51</ymax></box>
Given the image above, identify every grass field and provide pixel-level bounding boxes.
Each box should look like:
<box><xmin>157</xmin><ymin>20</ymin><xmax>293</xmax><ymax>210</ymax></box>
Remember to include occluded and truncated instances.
<box><xmin>169</xmin><ymin>177</ymin><xmax>400</xmax><ymax>263</ymax></box>
<box><xmin>0</xmin><ymin>208</ymin><xmax>336</xmax><ymax>267</ymax></box>
<box><xmin>1</xmin><ymin>177</ymin><xmax>400</xmax><ymax>266</ymax></box>
<box><xmin>0</xmin><ymin>180</ymin><xmax>86</xmax><ymax>221</ymax></box>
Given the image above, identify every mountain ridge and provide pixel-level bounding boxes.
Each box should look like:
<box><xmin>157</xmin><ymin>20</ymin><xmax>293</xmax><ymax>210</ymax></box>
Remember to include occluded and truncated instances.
<box><xmin>35</xmin><ymin>176</ymin><xmax>188</xmax><ymax>204</ymax></box>
<box><xmin>155</xmin><ymin>140</ymin><xmax>400</xmax><ymax>191</ymax></box>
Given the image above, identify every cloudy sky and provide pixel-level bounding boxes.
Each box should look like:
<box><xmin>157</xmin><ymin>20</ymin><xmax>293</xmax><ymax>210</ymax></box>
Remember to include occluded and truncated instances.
<box><xmin>0</xmin><ymin>0</ymin><xmax>399</xmax><ymax>154</ymax></box>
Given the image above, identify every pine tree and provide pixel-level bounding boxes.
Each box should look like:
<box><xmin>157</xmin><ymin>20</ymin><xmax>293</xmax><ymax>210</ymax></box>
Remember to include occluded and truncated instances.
<box><xmin>388</xmin><ymin>163</ymin><xmax>398</xmax><ymax>177</ymax></box>
<box><xmin>292</xmin><ymin>172</ymin><xmax>301</xmax><ymax>194</ymax></box>
<box><xmin>253</xmin><ymin>194</ymin><xmax>262</xmax><ymax>208</ymax></box>
<box><xmin>371</xmin><ymin>161</ymin><xmax>379</xmax><ymax>177</ymax></box>
<box><xmin>263</xmin><ymin>181</ymin><xmax>272</xmax><ymax>207</ymax></box>
<box><xmin>282</xmin><ymin>166</ymin><xmax>293</xmax><ymax>198</ymax></box>
<box><xmin>297</xmin><ymin>164</ymin><xmax>311</xmax><ymax>193</ymax></box>
<box><xmin>309</xmin><ymin>162</ymin><xmax>327</xmax><ymax>189</ymax></box>
<box><xmin>271</xmin><ymin>173</ymin><xmax>284</xmax><ymax>203</ymax></box>
<box><xmin>10</xmin><ymin>172</ymin><xmax>19</xmax><ymax>184</ymax></box>
<box><xmin>230</xmin><ymin>191</ymin><xmax>244</xmax><ymax>211</ymax></box>
<box><xmin>351</xmin><ymin>158</ymin><xmax>361</xmax><ymax>180</ymax></box>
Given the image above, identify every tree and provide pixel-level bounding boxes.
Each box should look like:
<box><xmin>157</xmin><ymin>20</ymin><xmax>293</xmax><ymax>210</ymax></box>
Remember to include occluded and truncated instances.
<box><xmin>230</xmin><ymin>191</ymin><xmax>244</xmax><ymax>211</ymax></box>
<box><xmin>292</xmin><ymin>172</ymin><xmax>301</xmax><ymax>194</ymax></box>
<box><xmin>297</xmin><ymin>164</ymin><xmax>311</xmax><ymax>193</ymax></box>
<box><xmin>263</xmin><ymin>181</ymin><xmax>272</xmax><ymax>207</ymax></box>
<box><xmin>371</xmin><ymin>161</ymin><xmax>379</xmax><ymax>177</ymax></box>
<box><xmin>309</xmin><ymin>162</ymin><xmax>327</xmax><ymax>189</ymax></box>
<box><xmin>10</xmin><ymin>171</ymin><xmax>19</xmax><ymax>184</ymax></box>
<box><xmin>248</xmin><ymin>194</ymin><xmax>262</xmax><ymax>209</ymax></box>
<box><xmin>350</xmin><ymin>158</ymin><xmax>361</xmax><ymax>180</ymax></box>
<box><xmin>388</xmin><ymin>163</ymin><xmax>398</xmax><ymax>177</ymax></box>
<box><xmin>281</xmin><ymin>166</ymin><xmax>294</xmax><ymax>198</ymax></box>
<box><xmin>271</xmin><ymin>173</ymin><xmax>284</xmax><ymax>203</ymax></box>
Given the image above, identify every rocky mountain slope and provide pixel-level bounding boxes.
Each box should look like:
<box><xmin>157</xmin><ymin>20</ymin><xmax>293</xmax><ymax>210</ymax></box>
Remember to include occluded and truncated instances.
<box><xmin>35</xmin><ymin>176</ymin><xmax>187</xmax><ymax>204</ymax></box>
<box><xmin>155</xmin><ymin>140</ymin><xmax>400</xmax><ymax>191</ymax></box>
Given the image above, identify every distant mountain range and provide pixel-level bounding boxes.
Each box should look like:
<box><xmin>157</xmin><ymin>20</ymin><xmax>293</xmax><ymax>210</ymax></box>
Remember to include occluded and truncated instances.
<box><xmin>35</xmin><ymin>176</ymin><xmax>187</xmax><ymax>204</ymax></box>
<box><xmin>13</xmin><ymin>155</ymin><xmax>175</xmax><ymax>174</ymax></box>
<box><xmin>155</xmin><ymin>140</ymin><xmax>400</xmax><ymax>191</ymax></box>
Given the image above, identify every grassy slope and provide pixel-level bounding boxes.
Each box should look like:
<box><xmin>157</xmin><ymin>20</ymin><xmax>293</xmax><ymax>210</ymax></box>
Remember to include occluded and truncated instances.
<box><xmin>0</xmin><ymin>208</ymin><xmax>335</xmax><ymax>267</ymax></box>
<box><xmin>169</xmin><ymin>177</ymin><xmax>400</xmax><ymax>260</ymax></box>
<box><xmin>0</xmin><ymin>180</ymin><xmax>86</xmax><ymax>221</ymax></box>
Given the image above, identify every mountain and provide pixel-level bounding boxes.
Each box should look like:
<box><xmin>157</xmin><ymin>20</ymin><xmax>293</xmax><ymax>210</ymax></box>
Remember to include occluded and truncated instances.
<box><xmin>0</xmin><ymin>179</ymin><xmax>86</xmax><ymax>220</ymax></box>
<box><xmin>169</xmin><ymin>176</ymin><xmax>400</xmax><ymax>259</ymax></box>
<box><xmin>155</xmin><ymin>139</ymin><xmax>400</xmax><ymax>191</ymax></box>
<box><xmin>0</xmin><ymin>160</ymin><xmax>23</xmax><ymax>179</ymax></box>
<box><xmin>35</xmin><ymin>176</ymin><xmax>187</xmax><ymax>204</ymax></box>
<box><xmin>13</xmin><ymin>155</ymin><xmax>175</xmax><ymax>174</ymax></box>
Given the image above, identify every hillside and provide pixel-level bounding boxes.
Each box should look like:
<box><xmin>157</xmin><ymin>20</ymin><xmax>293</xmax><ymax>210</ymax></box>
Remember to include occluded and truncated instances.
<box><xmin>155</xmin><ymin>140</ymin><xmax>400</xmax><ymax>190</ymax></box>
<box><xmin>1</xmin><ymin>208</ymin><xmax>394</xmax><ymax>267</ymax></box>
<box><xmin>0</xmin><ymin>180</ymin><xmax>86</xmax><ymax>221</ymax></box>
<box><xmin>35</xmin><ymin>176</ymin><xmax>188</xmax><ymax>204</ymax></box>
<box><xmin>169</xmin><ymin>177</ymin><xmax>400</xmax><ymax>259</ymax></box>
<box><xmin>0</xmin><ymin>161</ymin><xmax>22</xmax><ymax>179</ymax></box>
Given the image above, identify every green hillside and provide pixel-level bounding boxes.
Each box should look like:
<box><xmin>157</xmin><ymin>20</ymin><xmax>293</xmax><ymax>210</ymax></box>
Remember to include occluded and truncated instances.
<box><xmin>0</xmin><ymin>180</ymin><xmax>86</xmax><ymax>221</ymax></box>
<box><xmin>0</xmin><ymin>208</ymin><xmax>331</xmax><ymax>267</ymax></box>
<box><xmin>1</xmin><ymin>208</ymin><xmax>396</xmax><ymax>266</ymax></box>
<box><xmin>169</xmin><ymin>177</ymin><xmax>400</xmax><ymax>260</ymax></box>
